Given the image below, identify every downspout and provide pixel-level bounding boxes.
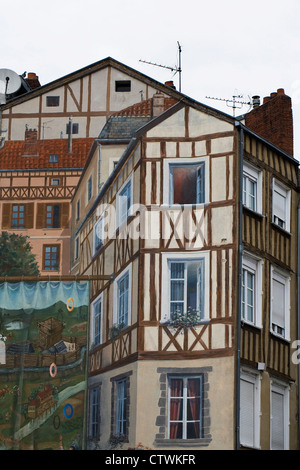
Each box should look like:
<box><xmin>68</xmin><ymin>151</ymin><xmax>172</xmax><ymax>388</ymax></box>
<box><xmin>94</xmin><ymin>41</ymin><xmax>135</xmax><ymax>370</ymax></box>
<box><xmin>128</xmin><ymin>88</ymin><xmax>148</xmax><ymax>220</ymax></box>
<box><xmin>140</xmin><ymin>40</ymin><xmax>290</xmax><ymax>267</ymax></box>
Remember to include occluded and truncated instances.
<box><xmin>297</xmin><ymin>198</ymin><xmax>300</xmax><ymax>449</ymax></box>
<box><xmin>235</xmin><ymin>121</ymin><xmax>244</xmax><ymax>450</ymax></box>
<box><xmin>98</xmin><ymin>142</ymin><xmax>102</xmax><ymax>192</ymax></box>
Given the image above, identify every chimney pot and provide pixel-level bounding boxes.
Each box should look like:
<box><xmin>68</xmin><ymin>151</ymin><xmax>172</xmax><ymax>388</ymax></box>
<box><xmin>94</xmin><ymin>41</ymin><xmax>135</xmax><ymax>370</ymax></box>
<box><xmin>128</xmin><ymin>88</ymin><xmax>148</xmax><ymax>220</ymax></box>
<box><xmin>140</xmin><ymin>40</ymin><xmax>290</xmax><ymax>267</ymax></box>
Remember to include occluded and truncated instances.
<box><xmin>165</xmin><ymin>81</ymin><xmax>176</xmax><ymax>89</ymax></box>
<box><xmin>270</xmin><ymin>92</ymin><xmax>277</xmax><ymax>98</ymax></box>
<box><xmin>252</xmin><ymin>95</ymin><xmax>261</xmax><ymax>108</ymax></box>
<box><xmin>277</xmin><ymin>88</ymin><xmax>285</xmax><ymax>95</ymax></box>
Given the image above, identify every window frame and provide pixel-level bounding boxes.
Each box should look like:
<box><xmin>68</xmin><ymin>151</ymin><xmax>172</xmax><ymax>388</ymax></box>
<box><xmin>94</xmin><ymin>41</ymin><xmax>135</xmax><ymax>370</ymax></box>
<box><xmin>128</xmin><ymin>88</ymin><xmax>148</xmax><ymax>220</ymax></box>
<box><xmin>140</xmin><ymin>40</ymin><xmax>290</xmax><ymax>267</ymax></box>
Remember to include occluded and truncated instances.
<box><xmin>93</xmin><ymin>215</ymin><xmax>104</xmax><ymax>255</ymax></box>
<box><xmin>272</xmin><ymin>179</ymin><xmax>291</xmax><ymax>232</ymax></box>
<box><xmin>76</xmin><ymin>199</ymin><xmax>80</xmax><ymax>222</ymax></box>
<box><xmin>74</xmin><ymin>236</ymin><xmax>79</xmax><ymax>261</ymax></box>
<box><xmin>115</xmin><ymin>378</ymin><xmax>127</xmax><ymax>436</ymax></box>
<box><xmin>113</xmin><ymin>264</ymin><xmax>132</xmax><ymax>329</ymax></box>
<box><xmin>241</xmin><ymin>253</ymin><xmax>263</xmax><ymax>328</ymax></box>
<box><xmin>116</xmin><ymin>175</ymin><xmax>133</xmax><ymax>229</ymax></box>
<box><xmin>115</xmin><ymin>80</ymin><xmax>131</xmax><ymax>92</ymax></box>
<box><xmin>89</xmin><ymin>385</ymin><xmax>101</xmax><ymax>440</ymax></box>
<box><xmin>87</xmin><ymin>176</ymin><xmax>93</xmax><ymax>203</ymax></box>
<box><xmin>270</xmin><ymin>266</ymin><xmax>290</xmax><ymax>341</ymax></box>
<box><xmin>45</xmin><ymin>203</ymin><xmax>60</xmax><ymax>229</ymax></box>
<box><xmin>91</xmin><ymin>293</ymin><xmax>103</xmax><ymax>347</ymax></box>
<box><xmin>11</xmin><ymin>204</ymin><xmax>25</xmax><ymax>229</ymax></box>
<box><xmin>49</xmin><ymin>154</ymin><xmax>59</xmax><ymax>163</ymax></box>
<box><xmin>270</xmin><ymin>379</ymin><xmax>289</xmax><ymax>450</ymax></box>
<box><xmin>161</xmin><ymin>252</ymin><xmax>209</xmax><ymax>323</ymax></box>
<box><xmin>243</xmin><ymin>162</ymin><xmax>262</xmax><ymax>213</ymax></box>
<box><xmin>46</xmin><ymin>96</ymin><xmax>60</xmax><ymax>107</ymax></box>
<box><xmin>42</xmin><ymin>244</ymin><xmax>60</xmax><ymax>271</ymax></box>
<box><xmin>167</xmin><ymin>375</ymin><xmax>203</xmax><ymax>440</ymax></box>
<box><xmin>163</xmin><ymin>157</ymin><xmax>208</xmax><ymax>206</ymax></box>
<box><xmin>240</xmin><ymin>368</ymin><xmax>261</xmax><ymax>449</ymax></box>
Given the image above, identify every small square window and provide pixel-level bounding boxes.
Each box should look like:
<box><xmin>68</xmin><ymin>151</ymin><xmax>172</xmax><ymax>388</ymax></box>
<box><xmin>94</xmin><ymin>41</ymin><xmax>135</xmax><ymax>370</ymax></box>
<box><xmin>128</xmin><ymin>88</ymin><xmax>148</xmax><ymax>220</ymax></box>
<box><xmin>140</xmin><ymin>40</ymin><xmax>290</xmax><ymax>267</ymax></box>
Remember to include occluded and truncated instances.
<box><xmin>49</xmin><ymin>154</ymin><xmax>59</xmax><ymax>163</ymax></box>
<box><xmin>46</xmin><ymin>96</ymin><xmax>60</xmax><ymax>107</ymax></box>
<box><xmin>164</xmin><ymin>159</ymin><xmax>206</xmax><ymax>206</ymax></box>
<box><xmin>115</xmin><ymin>80</ymin><xmax>131</xmax><ymax>92</ymax></box>
<box><xmin>51</xmin><ymin>178</ymin><xmax>60</xmax><ymax>186</ymax></box>
<box><xmin>66</xmin><ymin>123</ymin><xmax>79</xmax><ymax>135</ymax></box>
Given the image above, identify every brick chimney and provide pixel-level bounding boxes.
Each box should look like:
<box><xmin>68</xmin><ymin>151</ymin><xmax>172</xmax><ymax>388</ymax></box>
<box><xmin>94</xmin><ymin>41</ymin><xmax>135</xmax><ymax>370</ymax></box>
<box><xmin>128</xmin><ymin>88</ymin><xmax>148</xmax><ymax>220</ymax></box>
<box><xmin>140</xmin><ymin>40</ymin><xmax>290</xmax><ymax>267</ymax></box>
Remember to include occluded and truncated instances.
<box><xmin>245</xmin><ymin>88</ymin><xmax>293</xmax><ymax>156</ymax></box>
<box><xmin>23</xmin><ymin>128</ymin><xmax>39</xmax><ymax>156</ymax></box>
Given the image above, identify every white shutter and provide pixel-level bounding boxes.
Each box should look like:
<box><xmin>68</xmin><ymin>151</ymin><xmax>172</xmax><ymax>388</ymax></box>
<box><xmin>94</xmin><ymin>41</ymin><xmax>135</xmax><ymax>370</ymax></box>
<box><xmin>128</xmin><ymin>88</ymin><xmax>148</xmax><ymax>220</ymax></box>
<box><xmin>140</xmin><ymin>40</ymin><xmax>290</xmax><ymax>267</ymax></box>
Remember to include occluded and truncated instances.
<box><xmin>271</xmin><ymin>389</ymin><xmax>284</xmax><ymax>450</ymax></box>
<box><xmin>240</xmin><ymin>377</ymin><xmax>255</xmax><ymax>447</ymax></box>
<box><xmin>273</xmin><ymin>189</ymin><xmax>286</xmax><ymax>221</ymax></box>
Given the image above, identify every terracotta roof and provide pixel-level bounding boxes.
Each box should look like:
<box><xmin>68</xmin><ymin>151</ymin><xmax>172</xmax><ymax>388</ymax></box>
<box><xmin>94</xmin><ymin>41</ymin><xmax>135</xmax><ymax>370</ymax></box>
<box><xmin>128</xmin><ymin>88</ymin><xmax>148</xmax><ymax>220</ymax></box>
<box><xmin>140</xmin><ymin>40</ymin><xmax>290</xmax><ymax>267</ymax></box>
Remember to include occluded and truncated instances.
<box><xmin>112</xmin><ymin>95</ymin><xmax>178</xmax><ymax>117</ymax></box>
<box><xmin>0</xmin><ymin>137</ymin><xmax>94</xmax><ymax>170</ymax></box>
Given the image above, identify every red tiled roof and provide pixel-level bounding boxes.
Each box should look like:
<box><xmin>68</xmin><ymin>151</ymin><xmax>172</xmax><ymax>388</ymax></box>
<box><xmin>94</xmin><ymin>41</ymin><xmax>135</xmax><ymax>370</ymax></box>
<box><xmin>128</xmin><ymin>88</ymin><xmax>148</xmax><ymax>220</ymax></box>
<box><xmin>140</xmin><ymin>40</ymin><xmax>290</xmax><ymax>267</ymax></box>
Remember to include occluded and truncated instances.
<box><xmin>112</xmin><ymin>95</ymin><xmax>178</xmax><ymax>117</ymax></box>
<box><xmin>0</xmin><ymin>137</ymin><xmax>94</xmax><ymax>170</ymax></box>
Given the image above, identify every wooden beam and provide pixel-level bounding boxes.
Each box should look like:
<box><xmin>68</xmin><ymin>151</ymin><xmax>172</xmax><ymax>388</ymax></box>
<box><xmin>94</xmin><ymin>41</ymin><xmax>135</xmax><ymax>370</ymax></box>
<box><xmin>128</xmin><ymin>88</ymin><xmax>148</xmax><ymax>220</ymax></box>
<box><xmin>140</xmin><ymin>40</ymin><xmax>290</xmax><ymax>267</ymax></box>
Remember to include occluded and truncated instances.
<box><xmin>0</xmin><ymin>274</ymin><xmax>112</xmax><ymax>282</ymax></box>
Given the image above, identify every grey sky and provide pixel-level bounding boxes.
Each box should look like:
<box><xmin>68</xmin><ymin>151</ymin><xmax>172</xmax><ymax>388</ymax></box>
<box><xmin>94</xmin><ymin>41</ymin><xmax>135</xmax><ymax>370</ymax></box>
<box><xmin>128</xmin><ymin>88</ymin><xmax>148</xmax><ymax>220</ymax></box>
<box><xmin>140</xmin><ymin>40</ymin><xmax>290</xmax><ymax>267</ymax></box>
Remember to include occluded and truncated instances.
<box><xmin>2</xmin><ymin>0</ymin><xmax>300</xmax><ymax>158</ymax></box>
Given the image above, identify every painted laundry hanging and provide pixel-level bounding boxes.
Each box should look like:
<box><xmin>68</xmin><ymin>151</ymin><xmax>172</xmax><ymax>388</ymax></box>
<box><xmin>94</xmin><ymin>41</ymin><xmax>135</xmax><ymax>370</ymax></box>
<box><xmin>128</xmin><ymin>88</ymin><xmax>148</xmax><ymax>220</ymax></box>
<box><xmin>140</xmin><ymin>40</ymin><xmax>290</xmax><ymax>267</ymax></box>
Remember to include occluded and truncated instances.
<box><xmin>0</xmin><ymin>281</ymin><xmax>89</xmax><ymax>450</ymax></box>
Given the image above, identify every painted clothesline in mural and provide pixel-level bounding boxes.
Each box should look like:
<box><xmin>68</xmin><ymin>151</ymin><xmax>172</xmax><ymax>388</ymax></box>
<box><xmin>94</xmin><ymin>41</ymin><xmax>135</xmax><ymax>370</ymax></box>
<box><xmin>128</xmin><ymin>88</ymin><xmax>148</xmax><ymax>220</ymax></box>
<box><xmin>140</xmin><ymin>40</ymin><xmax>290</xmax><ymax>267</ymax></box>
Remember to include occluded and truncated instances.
<box><xmin>0</xmin><ymin>280</ymin><xmax>90</xmax><ymax>450</ymax></box>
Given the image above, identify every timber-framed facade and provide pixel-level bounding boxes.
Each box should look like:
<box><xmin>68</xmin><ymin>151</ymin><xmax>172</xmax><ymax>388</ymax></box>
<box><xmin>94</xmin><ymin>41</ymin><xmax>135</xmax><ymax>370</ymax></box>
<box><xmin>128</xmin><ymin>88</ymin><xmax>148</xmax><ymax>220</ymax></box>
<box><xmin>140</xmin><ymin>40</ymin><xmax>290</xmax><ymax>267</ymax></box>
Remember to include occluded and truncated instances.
<box><xmin>72</xmin><ymin>88</ymin><xmax>299</xmax><ymax>450</ymax></box>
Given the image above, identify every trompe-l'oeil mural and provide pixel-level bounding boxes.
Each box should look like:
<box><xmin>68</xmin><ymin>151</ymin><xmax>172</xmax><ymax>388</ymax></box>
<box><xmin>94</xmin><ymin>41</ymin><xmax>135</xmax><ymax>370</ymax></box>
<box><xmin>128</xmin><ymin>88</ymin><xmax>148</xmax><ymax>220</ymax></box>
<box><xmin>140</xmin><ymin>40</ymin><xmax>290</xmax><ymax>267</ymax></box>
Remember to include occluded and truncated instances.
<box><xmin>0</xmin><ymin>281</ymin><xmax>89</xmax><ymax>450</ymax></box>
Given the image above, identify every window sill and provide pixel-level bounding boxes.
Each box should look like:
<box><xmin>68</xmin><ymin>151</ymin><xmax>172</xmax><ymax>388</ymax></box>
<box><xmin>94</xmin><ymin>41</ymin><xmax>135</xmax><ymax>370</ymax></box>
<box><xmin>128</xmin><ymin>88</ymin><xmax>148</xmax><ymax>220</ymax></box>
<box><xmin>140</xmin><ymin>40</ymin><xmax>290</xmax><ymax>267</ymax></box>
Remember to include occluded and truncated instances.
<box><xmin>241</xmin><ymin>320</ymin><xmax>262</xmax><ymax>331</ymax></box>
<box><xmin>271</xmin><ymin>222</ymin><xmax>291</xmax><ymax>237</ymax></box>
<box><xmin>270</xmin><ymin>331</ymin><xmax>290</xmax><ymax>343</ymax></box>
<box><xmin>161</xmin><ymin>203</ymin><xmax>207</xmax><ymax>209</ymax></box>
<box><xmin>154</xmin><ymin>437</ymin><xmax>212</xmax><ymax>447</ymax></box>
<box><xmin>242</xmin><ymin>206</ymin><xmax>264</xmax><ymax>219</ymax></box>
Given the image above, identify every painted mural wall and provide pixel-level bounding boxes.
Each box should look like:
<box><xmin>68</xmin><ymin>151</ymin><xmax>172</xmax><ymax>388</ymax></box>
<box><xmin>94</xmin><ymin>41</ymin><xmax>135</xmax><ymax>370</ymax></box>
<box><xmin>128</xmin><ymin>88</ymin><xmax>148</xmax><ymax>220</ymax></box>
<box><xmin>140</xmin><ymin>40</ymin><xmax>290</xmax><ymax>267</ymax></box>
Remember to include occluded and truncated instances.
<box><xmin>0</xmin><ymin>281</ymin><xmax>89</xmax><ymax>450</ymax></box>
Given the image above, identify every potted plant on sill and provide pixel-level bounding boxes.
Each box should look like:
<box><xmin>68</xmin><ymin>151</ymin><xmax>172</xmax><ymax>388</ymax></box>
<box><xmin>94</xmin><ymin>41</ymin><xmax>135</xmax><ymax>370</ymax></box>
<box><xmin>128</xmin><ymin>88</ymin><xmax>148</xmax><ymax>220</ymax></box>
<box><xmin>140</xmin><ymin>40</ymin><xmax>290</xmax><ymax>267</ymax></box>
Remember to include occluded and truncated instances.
<box><xmin>166</xmin><ymin>307</ymin><xmax>201</xmax><ymax>333</ymax></box>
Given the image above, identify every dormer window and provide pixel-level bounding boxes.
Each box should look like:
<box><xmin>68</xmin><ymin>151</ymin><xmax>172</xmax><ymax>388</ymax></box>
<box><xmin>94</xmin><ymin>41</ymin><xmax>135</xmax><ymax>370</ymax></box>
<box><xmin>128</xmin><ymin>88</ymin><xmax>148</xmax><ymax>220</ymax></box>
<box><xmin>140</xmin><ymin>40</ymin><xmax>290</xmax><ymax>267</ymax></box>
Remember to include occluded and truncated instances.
<box><xmin>49</xmin><ymin>154</ymin><xmax>59</xmax><ymax>163</ymax></box>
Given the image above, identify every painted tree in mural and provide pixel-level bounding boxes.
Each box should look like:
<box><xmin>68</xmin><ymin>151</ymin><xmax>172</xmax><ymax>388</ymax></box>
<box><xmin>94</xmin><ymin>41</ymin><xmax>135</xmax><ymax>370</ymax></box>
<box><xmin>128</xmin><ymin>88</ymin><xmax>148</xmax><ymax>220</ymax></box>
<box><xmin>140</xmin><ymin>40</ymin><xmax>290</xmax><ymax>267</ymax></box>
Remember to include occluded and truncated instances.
<box><xmin>0</xmin><ymin>232</ymin><xmax>39</xmax><ymax>276</ymax></box>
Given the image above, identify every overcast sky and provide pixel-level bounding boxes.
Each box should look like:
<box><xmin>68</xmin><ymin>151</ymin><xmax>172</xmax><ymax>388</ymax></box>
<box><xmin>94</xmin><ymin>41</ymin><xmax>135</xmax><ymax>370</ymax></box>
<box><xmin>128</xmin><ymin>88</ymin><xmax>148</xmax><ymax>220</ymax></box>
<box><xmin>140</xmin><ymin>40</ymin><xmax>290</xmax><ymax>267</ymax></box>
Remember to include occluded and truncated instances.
<box><xmin>1</xmin><ymin>0</ymin><xmax>300</xmax><ymax>159</ymax></box>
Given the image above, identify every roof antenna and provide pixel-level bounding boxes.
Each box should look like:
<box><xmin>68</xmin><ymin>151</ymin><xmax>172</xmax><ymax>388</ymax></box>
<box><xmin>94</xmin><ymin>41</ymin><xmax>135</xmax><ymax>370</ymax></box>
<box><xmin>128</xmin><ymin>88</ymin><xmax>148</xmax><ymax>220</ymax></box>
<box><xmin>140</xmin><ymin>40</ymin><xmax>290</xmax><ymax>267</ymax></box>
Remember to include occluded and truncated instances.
<box><xmin>139</xmin><ymin>41</ymin><xmax>182</xmax><ymax>92</ymax></box>
<box><xmin>205</xmin><ymin>93</ymin><xmax>252</xmax><ymax>117</ymax></box>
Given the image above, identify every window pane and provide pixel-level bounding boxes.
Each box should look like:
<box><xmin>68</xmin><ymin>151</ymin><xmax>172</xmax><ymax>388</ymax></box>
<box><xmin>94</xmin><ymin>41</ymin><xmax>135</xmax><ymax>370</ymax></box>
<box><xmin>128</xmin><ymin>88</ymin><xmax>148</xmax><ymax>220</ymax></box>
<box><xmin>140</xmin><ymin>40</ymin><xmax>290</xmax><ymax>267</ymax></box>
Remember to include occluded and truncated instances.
<box><xmin>187</xmin><ymin>262</ymin><xmax>198</xmax><ymax>311</ymax></box>
<box><xmin>186</xmin><ymin>421</ymin><xmax>200</xmax><ymax>439</ymax></box>
<box><xmin>172</xmin><ymin>165</ymin><xmax>198</xmax><ymax>204</ymax></box>
<box><xmin>272</xmin><ymin>278</ymin><xmax>285</xmax><ymax>329</ymax></box>
<box><xmin>271</xmin><ymin>390</ymin><xmax>285</xmax><ymax>450</ymax></box>
<box><xmin>169</xmin><ymin>422</ymin><xmax>182</xmax><ymax>439</ymax></box>
<box><xmin>170</xmin><ymin>378</ymin><xmax>183</xmax><ymax>397</ymax></box>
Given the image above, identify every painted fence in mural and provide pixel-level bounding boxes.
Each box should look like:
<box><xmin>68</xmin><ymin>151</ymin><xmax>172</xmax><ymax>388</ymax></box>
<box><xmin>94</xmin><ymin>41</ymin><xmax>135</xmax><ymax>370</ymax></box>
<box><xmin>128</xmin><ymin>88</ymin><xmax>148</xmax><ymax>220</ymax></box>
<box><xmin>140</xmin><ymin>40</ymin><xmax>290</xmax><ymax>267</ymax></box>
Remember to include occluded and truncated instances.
<box><xmin>0</xmin><ymin>281</ymin><xmax>89</xmax><ymax>450</ymax></box>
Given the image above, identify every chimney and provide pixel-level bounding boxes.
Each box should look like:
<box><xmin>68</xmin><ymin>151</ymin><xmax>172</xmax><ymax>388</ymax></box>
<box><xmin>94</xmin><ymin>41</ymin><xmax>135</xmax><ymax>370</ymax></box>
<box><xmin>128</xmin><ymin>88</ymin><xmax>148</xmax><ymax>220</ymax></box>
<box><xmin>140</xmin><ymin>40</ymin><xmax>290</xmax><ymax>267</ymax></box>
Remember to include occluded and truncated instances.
<box><xmin>23</xmin><ymin>128</ymin><xmax>39</xmax><ymax>156</ymax></box>
<box><xmin>165</xmin><ymin>80</ymin><xmax>176</xmax><ymax>89</ymax></box>
<box><xmin>152</xmin><ymin>91</ymin><xmax>166</xmax><ymax>117</ymax></box>
<box><xmin>245</xmin><ymin>88</ymin><xmax>293</xmax><ymax>156</ymax></box>
<box><xmin>25</xmin><ymin>72</ymin><xmax>41</xmax><ymax>90</ymax></box>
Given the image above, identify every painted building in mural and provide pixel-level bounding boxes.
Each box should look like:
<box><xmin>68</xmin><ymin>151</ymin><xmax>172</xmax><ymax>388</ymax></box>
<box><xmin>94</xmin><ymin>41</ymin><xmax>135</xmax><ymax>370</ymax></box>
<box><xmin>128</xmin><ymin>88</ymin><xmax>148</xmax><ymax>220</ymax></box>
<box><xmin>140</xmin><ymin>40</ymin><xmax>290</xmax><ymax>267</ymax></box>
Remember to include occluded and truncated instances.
<box><xmin>71</xmin><ymin>87</ymin><xmax>299</xmax><ymax>450</ymax></box>
<box><xmin>0</xmin><ymin>58</ymin><xmax>182</xmax><ymax>275</ymax></box>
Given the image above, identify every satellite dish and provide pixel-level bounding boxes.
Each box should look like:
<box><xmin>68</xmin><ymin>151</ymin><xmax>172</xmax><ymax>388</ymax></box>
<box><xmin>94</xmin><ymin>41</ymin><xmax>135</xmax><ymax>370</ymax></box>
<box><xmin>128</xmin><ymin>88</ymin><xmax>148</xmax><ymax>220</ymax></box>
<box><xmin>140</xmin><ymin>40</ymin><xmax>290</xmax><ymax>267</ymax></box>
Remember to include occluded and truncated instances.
<box><xmin>0</xmin><ymin>69</ymin><xmax>22</xmax><ymax>95</ymax></box>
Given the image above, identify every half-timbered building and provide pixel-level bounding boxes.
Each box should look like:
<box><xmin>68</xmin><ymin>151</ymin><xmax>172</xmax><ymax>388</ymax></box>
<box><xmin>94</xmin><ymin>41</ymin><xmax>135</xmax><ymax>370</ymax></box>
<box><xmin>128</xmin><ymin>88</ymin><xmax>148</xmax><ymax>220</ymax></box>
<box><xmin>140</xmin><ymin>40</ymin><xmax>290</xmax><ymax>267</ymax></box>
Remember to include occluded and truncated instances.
<box><xmin>0</xmin><ymin>128</ymin><xmax>94</xmax><ymax>274</ymax></box>
<box><xmin>72</xmin><ymin>86</ymin><xmax>299</xmax><ymax>450</ymax></box>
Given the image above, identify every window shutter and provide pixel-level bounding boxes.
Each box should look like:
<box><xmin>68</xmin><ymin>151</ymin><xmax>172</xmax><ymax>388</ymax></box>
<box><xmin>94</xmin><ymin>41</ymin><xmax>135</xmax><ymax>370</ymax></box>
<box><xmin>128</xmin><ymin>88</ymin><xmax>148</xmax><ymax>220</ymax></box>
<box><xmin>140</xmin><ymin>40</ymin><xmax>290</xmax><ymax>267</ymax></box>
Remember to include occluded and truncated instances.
<box><xmin>240</xmin><ymin>377</ymin><xmax>255</xmax><ymax>447</ymax></box>
<box><xmin>271</xmin><ymin>389</ymin><xmax>284</xmax><ymax>449</ymax></box>
<box><xmin>36</xmin><ymin>203</ymin><xmax>46</xmax><ymax>229</ymax></box>
<box><xmin>25</xmin><ymin>203</ymin><xmax>34</xmax><ymax>229</ymax></box>
<box><xmin>61</xmin><ymin>203</ymin><xmax>70</xmax><ymax>229</ymax></box>
<box><xmin>2</xmin><ymin>203</ymin><xmax>12</xmax><ymax>229</ymax></box>
<box><xmin>272</xmin><ymin>278</ymin><xmax>285</xmax><ymax>329</ymax></box>
<box><xmin>273</xmin><ymin>190</ymin><xmax>286</xmax><ymax>221</ymax></box>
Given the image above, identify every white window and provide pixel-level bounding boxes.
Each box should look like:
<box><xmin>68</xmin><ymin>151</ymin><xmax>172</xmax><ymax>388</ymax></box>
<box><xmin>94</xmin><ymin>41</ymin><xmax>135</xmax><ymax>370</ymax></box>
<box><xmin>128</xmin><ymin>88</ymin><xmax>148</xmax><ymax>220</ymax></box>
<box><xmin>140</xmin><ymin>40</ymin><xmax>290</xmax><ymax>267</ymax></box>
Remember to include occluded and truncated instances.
<box><xmin>168</xmin><ymin>376</ymin><xmax>203</xmax><ymax>440</ymax></box>
<box><xmin>116</xmin><ymin>378</ymin><xmax>127</xmax><ymax>436</ymax></box>
<box><xmin>113</xmin><ymin>265</ymin><xmax>132</xmax><ymax>328</ymax></box>
<box><xmin>74</xmin><ymin>236</ymin><xmax>79</xmax><ymax>261</ymax></box>
<box><xmin>116</xmin><ymin>176</ymin><xmax>132</xmax><ymax>228</ymax></box>
<box><xmin>243</xmin><ymin>163</ymin><xmax>262</xmax><ymax>213</ymax></box>
<box><xmin>93</xmin><ymin>215</ymin><xmax>104</xmax><ymax>255</ymax></box>
<box><xmin>161</xmin><ymin>252</ymin><xmax>209</xmax><ymax>322</ymax></box>
<box><xmin>91</xmin><ymin>294</ymin><xmax>103</xmax><ymax>347</ymax></box>
<box><xmin>87</xmin><ymin>176</ymin><xmax>93</xmax><ymax>203</ymax></box>
<box><xmin>270</xmin><ymin>266</ymin><xmax>290</xmax><ymax>340</ymax></box>
<box><xmin>163</xmin><ymin>158</ymin><xmax>207</xmax><ymax>206</ymax></box>
<box><xmin>240</xmin><ymin>368</ymin><xmax>261</xmax><ymax>449</ymax></box>
<box><xmin>270</xmin><ymin>380</ymin><xmax>289</xmax><ymax>450</ymax></box>
<box><xmin>242</xmin><ymin>253</ymin><xmax>263</xmax><ymax>328</ymax></box>
<box><xmin>76</xmin><ymin>199</ymin><xmax>80</xmax><ymax>222</ymax></box>
<box><xmin>90</xmin><ymin>387</ymin><xmax>100</xmax><ymax>438</ymax></box>
<box><xmin>272</xmin><ymin>179</ymin><xmax>290</xmax><ymax>231</ymax></box>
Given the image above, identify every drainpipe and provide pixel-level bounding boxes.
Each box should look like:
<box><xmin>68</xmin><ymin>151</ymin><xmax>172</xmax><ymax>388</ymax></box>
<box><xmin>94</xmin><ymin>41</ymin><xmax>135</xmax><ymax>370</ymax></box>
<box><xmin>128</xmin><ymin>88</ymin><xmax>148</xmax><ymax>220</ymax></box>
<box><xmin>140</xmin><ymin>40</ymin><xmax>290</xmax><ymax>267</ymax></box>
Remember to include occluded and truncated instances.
<box><xmin>235</xmin><ymin>121</ymin><xmax>244</xmax><ymax>450</ymax></box>
<box><xmin>297</xmin><ymin>199</ymin><xmax>300</xmax><ymax>449</ymax></box>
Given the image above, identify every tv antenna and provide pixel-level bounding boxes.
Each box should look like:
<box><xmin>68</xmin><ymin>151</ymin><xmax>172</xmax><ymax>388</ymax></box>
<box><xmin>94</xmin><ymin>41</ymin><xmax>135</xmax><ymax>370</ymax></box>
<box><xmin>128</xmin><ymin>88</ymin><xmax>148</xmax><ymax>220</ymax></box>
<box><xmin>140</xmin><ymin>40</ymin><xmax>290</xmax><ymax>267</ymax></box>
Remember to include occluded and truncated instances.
<box><xmin>139</xmin><ymin>41</ymin><xmax>182</xmax><ymax>92</ymax></box>
<box><xmin>0</xmin><ymin>69</ymin><xmax>22</xmax><ymax>104</ymax></box>
<box><xmin>205</xmin><ymin>93</ymin><xmax>251</xmax><ymax>117</ymax></box>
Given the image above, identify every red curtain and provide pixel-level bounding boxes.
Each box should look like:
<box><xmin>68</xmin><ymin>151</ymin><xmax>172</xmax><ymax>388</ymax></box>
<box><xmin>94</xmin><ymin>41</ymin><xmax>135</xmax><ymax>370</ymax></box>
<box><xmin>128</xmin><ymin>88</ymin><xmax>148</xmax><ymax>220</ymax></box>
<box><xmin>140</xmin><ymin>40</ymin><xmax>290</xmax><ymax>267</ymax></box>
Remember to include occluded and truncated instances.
<box><xmin>187</xmin><ymin>378</ymin><xmax>200</xmax><ymax>438</ymax></box>
<box><xmin>169</xmin><ymin>378</ymin><xmax>183</xmax><ymax>439</ymax></box>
